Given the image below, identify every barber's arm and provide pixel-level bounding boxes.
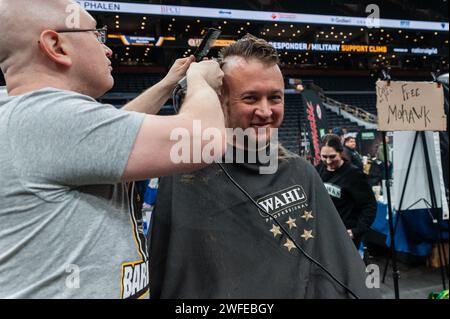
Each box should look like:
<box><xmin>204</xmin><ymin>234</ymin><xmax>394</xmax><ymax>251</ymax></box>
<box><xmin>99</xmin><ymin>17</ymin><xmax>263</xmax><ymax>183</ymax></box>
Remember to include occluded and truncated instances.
<box><xmin>121</xmin><ymin>56</ymin><xmax>195</xmax><ymax>114</ymax></box>
<box><xmin>121</xmin><ymin>60</ymin><xmax>226</xmax><ymax>181</ymax></box>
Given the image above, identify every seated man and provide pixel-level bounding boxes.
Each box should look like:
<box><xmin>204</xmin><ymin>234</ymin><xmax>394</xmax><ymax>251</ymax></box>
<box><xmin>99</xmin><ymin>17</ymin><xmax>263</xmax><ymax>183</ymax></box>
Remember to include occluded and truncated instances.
<box><xmin>149</xmin><ymin>35</ymin><xmax>379</xmax><ymax>299</ymax></box>
<box><xmin>0</xmin><ymin>0</ymin><xmax>225</xmax><ymax>299</ymax></box>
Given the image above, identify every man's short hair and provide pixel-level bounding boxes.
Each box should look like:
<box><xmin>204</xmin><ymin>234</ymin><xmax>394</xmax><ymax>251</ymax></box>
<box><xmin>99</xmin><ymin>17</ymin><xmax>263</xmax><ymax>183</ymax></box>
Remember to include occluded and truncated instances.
<box><xmin>344</xmin><ymin>136</ymin><xmax>356</xmax><ymax>144</ymax></box>
<box><xmin>218</xmin><ymin>34</ymin><xmax>279</xmax><ymax>66</ymax></box>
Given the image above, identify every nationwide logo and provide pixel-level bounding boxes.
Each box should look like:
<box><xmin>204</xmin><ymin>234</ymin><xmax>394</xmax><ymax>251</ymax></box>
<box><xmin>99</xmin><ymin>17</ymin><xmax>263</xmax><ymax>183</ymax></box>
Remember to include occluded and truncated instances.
<box><xmin>257</xmin><ymin>185</ymin><xmax>308</xmax><ymax>221</ymax></box>
<box><xmin>411</xmin><ymin>47</ymin><xmax>438</xmax><ymax>55</ymax></box>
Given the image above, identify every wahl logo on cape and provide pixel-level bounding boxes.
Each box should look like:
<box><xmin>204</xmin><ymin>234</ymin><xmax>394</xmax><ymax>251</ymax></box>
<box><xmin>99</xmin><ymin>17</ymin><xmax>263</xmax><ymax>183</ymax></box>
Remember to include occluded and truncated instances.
<box><xmin>257</xmin><ymin>185</ymin><xmax>308</xmax><ymax>221</ymax></box>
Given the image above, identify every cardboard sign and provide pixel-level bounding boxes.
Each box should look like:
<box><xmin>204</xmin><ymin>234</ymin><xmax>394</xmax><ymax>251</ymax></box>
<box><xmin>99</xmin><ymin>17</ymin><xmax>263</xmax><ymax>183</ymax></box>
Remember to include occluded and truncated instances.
<box><xmin>376</xmin><ymin>80</ymin><xmax>447</xmax><ymax>131</ymax></box>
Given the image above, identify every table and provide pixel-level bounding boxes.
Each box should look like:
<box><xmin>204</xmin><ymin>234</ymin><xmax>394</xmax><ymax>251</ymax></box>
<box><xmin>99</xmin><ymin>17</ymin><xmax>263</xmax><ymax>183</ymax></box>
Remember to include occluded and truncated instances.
<box><xmin>371</xmin><ymin>202</ymin><xmax>449</xmax><ymax>256</ymax></box>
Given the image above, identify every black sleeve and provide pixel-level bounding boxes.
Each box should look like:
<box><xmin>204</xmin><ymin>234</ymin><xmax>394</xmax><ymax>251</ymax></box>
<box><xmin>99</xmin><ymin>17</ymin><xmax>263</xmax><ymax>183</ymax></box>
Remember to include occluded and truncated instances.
<box><xmin>353</xmin><ymin>153</ymin><xmax>364</xmax><ymax>170</ymax></box>
<box><xmin>148</xmin><ymin>176</ymin><xmax>174</xmax><ymax>299</ymax></box>
<box><xmin>343</xmin><ymin>148</ymin><xmax>352</xmax><ymax>162</ymax></box>
<box><xmin>347</xmin><ymin>149</ymin><xmax>363</xmax><ymax>170</ymax></box>
<box><xmin>347</xmin><ymin>169</ymin><xmax>377</xmax><ymax>238</ymax></box>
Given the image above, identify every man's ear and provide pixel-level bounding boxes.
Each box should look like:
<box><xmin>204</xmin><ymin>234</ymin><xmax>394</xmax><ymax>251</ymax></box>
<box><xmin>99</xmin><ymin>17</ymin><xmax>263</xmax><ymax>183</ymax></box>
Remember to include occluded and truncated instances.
<box><xmin>38</xmin><ymin>30</ymin><xmax>72</xmax><ymax>67</ymax></box>
<box><xmin>219</xmin><ymin>93</ymin><xmax>230</xmax><ymax>126</ymax></box>
<box><xmin>219</xmin><ymin>92</ymin><xmax>227</xmax><ymax>113</ymax></box>
<box><xmin>218</xmin><ymin>83</ymin><xmax>229</xmax><ymax>107</ymax></box>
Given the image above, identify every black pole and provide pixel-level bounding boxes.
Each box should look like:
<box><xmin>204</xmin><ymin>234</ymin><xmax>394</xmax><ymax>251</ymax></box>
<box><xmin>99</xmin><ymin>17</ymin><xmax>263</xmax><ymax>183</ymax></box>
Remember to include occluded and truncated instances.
<box><xmin>420</xmin><ymin>131</ymin><xmax>448</xmax><ymax>290</ymax></box>
<box><xmin>382</xmin><ymin>132</ymin><xmax>419</xmax><ymax>283</ymax></box>
<box><xmin>381</xmin><ymin>131</ymin><xmax>400</xmax><ymax>299</ymax></box>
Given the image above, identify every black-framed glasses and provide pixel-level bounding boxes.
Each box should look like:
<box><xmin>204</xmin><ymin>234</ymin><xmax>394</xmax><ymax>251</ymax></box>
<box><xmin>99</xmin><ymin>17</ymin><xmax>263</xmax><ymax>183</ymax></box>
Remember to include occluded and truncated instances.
<box><xmin>55</xmin><ymin>26</ymin><xmax>108</xmax><ymax>44</ymax></box>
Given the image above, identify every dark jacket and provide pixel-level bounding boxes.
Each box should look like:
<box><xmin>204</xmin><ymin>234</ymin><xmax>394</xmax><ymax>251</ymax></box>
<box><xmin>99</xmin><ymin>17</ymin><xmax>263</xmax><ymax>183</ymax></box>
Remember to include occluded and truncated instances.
<box><xmin>344</xmin><ymin>146</ymin><xmax>363</xmax><ymax>171</ymax></box>
<box><xmin>316</xmin><ymin>161</ymin><xmax>377</xmax><ymax>243</ymax></box>
<box><xmin>368</xmin><ymin>158</ymin><xmax>383</xmax><ymax>187</ymax></box>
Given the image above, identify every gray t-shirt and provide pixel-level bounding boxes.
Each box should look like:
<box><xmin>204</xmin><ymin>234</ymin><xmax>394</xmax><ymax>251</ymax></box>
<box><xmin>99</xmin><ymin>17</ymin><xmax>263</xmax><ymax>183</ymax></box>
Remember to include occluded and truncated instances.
<box><xmin>0</xmin><ymin>88</ymin><xmax>148</xmax><ymax>298</ymax></box>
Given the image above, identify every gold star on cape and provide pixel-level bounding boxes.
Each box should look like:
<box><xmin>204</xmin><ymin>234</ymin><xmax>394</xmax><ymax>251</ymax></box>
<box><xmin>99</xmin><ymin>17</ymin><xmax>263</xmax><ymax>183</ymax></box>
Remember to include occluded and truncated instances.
<box><xmin>285</xmin><ymin>216</ymin><xmax>297</xmax><ymax>229</ymax></box>
<box><xmin>269</xmin><ymin>224</ymin><xmax>282</xmax><ymax>238</ymax></box>
<box><xmin>301</xmin><ymin>210</ymin><xmax>314</xmax><ymax>221</ymax></box>
<box><xmin>283</xmin><ymin>239</ymin><xmax>296</xmax><ymax>252</ymax></box>
<box><xmin>301</xmin><ymin>229</ymin><xmax>314</xmax><ymax>241</ymax></box>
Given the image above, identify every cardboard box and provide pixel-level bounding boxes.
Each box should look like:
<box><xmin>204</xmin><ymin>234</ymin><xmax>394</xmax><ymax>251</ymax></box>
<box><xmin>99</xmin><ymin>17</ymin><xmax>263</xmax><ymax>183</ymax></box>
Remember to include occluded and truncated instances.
<box><xmin>427</xmin><ymin>242</ymin><xmax>449</xmax><ymax>268</ymax></box>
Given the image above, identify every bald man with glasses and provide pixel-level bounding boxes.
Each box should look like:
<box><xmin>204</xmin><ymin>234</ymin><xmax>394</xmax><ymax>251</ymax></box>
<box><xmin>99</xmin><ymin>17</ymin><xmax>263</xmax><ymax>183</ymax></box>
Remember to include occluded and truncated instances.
<box><xmin>0</xmin><ymin>0</ymin><xmax>226</xmax><ymax>298</ymax></box>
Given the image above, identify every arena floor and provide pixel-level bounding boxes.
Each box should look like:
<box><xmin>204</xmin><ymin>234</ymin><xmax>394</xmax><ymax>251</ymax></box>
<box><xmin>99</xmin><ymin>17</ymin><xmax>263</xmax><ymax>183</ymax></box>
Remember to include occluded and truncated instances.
<box><xmin>369</xmin><ymin>255</ymin><xmax>449</xmax><ymax>299</ymax></box>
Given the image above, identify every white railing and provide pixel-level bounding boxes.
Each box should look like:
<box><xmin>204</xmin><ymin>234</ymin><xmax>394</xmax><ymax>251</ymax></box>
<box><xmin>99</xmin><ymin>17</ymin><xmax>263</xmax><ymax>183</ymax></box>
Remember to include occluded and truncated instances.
<box><xmin>310</xmin><ymin>83</ymin><xmax>377</xmax><ymax>124</ymax></box>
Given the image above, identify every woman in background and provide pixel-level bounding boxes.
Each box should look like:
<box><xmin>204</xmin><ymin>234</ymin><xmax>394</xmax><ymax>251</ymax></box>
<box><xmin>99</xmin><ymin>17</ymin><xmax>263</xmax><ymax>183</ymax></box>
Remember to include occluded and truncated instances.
<box><xmin>316</xmin><ymin>134</ymin><xmax>377</xmax><ymax>249</ymax></box>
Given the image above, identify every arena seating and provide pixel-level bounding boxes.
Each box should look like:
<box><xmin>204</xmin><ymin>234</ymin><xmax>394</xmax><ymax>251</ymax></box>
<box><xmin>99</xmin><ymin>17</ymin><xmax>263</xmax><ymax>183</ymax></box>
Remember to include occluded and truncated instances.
<box><xmin>304</xmin><ymin>75</ymin><xmax>432</xmax><ymax>92</ymax></box>
<box><xmin>326</xmin><ymin>93</ymin><xmax>377</xmax><ymax>115</ymax></box>
<box><xmin>281</xmin><ymin>94</ymin><xmax>364</xmax><ymax>153</ymax></box>
<box><xmin>279</xmin><ymin>94</ymin><xmax>302</xmax><ymax>153</ymax></box>
<box><xmin>303</xmin><ymin>76</ymin><xmax>376</xmax><ymax>92</ymax></box>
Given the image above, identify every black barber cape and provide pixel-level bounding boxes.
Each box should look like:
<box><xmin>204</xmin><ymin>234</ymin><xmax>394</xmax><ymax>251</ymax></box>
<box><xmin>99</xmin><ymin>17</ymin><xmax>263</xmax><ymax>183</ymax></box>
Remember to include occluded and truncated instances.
<box><xmin>149</xmin><ymin>149</ymin><xmax>379</xmax><ymax>299</ymax></box>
